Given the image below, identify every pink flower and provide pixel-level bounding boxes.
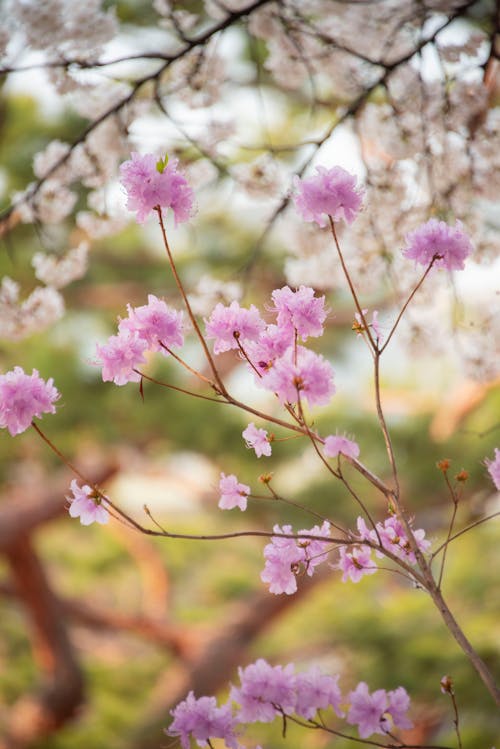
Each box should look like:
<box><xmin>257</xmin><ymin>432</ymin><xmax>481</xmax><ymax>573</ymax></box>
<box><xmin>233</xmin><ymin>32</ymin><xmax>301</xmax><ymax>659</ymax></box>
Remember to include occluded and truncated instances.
<box><xmin>261</xmin><ymin>346</ymin><xmax>335</xmax><ymax>408</ymax></box>
<box><xmin>0</xmin><ymin>367</ymin><xmax>59</xmax><ymax>436</ymax></box>
<box><xmin>294</xmin><ymin>166</ymin><xmax>363</xmax><ymax>227</ymax></box>
<box><xmin>245</xmin><ymin>324</ymin><xmax>291</xmax><ymax>376</ymax></box>
<box><xmin>485</xmin><ymin>448</ymin><xmax>500</xmax><ymax>490</ymax></box>
<box><xmin>118</xmin><ymin>294</ymin><xmax>184</xmax><ymax>354</ymax></box>
<box><xmin>242</xmin><ymin>423</ymin><xmax>271</xmax><ymax>457</ymax></box>
<box><xmin>271</xmin><ymin>285</ymin><xmax>327</xmax><ymax>340</ymax></box>
<box><xmin>168</xmin><ymin>692</ymin><xmax>239</xmax><ymax>749</ymax></box>
<box><xmin>230</xmin><ymin>659</ymin><xmax>296</xmax><ymax>723</ymax></box>
<box><xmin>354</xmin><ymin>308</ymin><xmax>383</xmax><ymax>343</ymax></box>
<box><xmin>294</xmin><ymin>668</ymin><xmax>343</xmax><ymax>719</ymax></box>
<box><xmin>205</xmin><ymin>301</ymin><xmax>266</xmax><ymax>355</ymax></box>
<box><xmin>337</xmin><ymin>545</ymin><xmax>377</xmax><ymax>583</ymax></box>
<box><xmin>347</xmin><ymin>682</ymin><xmax>389</xmax><ymax>738</ymax></box>
<box><xmin>120</xmin><ymin>152</ymin><xmax>194</xmax><ymax>225</ymax></box>
<box><xmin>67</xmin><ymin>479</ymin><xmax>109</xmax><ymax>525</ymax></box>
<box><xmin>261</xmin><ymin>522</ymin><xmax>331</xmax><ymax>595</ymax></box>
<box><xmin>403</xmin><ymin>219</ymin><xmax>473</xmax><ymax>271</ymax></box>
<box><xmin>324</xmin><ymin>434</ymin><xmax>360</xmax><ymax>460</ymax></box>
<box><xmin>218</xmin><ymin>473</ymin><xmax>250</xmax><ymax>511</ymax></box>
<box><xmin>95</xmin><ymin>331</ymin><xmax>147</xmax><ymax>386</ymax></box>
<box><xmin>387</xmin><ymin>687</ymin><xmax>413</xmax><ymax>731</ymax></box>
<box><xmin>356</xmin><ymin>515</ymin><xmax>430</xmax><ymax>565</ymax></box>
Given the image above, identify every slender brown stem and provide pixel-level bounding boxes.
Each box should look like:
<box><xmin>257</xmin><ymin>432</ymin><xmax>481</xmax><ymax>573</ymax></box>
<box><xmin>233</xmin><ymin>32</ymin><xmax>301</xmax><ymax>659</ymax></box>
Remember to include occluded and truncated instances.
<box><xmin>431</xmin><ymin>511</ymin><xmax>500</xmax><ymax>557</ymax></box>
<box><xmin>134</xmin><ymin>369</ymin><xmax>224</xmax><ymax>404</ymax></box>
<box><xmin>31</xmin><ymin>422</ymin><xmax>88</xmax><ymax>484</ymax></box>
<box><xmin>379</xmin><ymin>259</ymin><xmax>436</xmax><ymax>354</ymax></box>
<box><xmin>158</xmin><ymin>342</ymin><xmax>217</xmax><ymax>387</ymax></box>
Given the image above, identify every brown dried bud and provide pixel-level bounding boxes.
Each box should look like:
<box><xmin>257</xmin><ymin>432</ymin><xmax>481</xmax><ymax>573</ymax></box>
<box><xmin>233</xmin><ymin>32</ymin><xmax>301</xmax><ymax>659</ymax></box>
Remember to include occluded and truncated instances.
<box><xmin>437</xmin><ymin>458</ymin><xmax>451</xmax><ymax>472</ymax></box>
<box><xmin>455</xmin><ymin>470</ymin><xmax>469</xmax><ymax>482</ymax></box>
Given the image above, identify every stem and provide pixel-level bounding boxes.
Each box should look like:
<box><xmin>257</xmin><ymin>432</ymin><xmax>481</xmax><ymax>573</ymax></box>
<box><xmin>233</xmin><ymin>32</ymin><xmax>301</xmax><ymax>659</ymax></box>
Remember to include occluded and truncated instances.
<box><xmin>158</xmin><ymin>342</ymin><xmax>217</xmax><ymax>387</ymax></box>
<box><xmin>379</xmin><ymin>259</ymin><xmax>436</xmax><ymax>354</ymax></box>
<box><xmin>431</xmin><ymin>511</ymin><xmax>500</xmax><ymax>557</ymax></box>
<box><xmin>155</xmin><ymin>207</ymin><xmax>227</xmax><ymax>396</ymax></box>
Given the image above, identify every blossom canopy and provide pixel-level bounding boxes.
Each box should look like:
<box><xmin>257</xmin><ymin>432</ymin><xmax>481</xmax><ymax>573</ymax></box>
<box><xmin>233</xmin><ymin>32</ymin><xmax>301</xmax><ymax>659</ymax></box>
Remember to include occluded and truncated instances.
<box><xmin>0</xmin><ymin>366</ymin><xmax>59</xmax><ymax>436</ymax></box>
<box><xmin>293</xmin><ymin>166</ymin><xmax>363</xmax><ymax>227</ymax></box>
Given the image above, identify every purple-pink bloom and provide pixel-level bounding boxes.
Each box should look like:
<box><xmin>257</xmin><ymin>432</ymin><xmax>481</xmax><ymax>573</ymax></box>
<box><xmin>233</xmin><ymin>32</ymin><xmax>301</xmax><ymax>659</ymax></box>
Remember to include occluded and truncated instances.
<box><xmin>387</xmin><ymin>687</ymin><xmax>413</xmax><ymax>731</ymax></box>
<box><xmin>231</xmin><ymin>659</ymin><xmax>296</xmax><ymax>723</ymax></box>
<box><xmin>118</xmin><ymin>294</ymin><xmax>184</xmax><ymax>354</ymax></box>
<box><xmin>205</xmin><ymin>301</ymin><xmax>266</xmax><ymax>355</ymax></box>
<box><xmin>261</xmin><ymin>522</ymin><xmax>331</xmax><ymax>595</ymax></box>
<box><xmin>294</xmin><ymin>668</ymin><xmax>343</xmax><ymax>719</ymax></box>
<box><xmin>67</xmin><ymin>479</ymin><xmax>109</xmax><ymax>526</ymax></box>
<box><xmin>245</xmin><ymin>324</ymin><xmax>292</xmax><ymax>376</ymax></box>
<box><xmin>356</xmin><ymin>515</ymin><xmax>430</xmax><ymax>565</ymax></box>
<box><xmin>347</xmin><ymin>682</ymin><xmax>389</xmax><ymax>738</ymax></box>
<box><xmin>403</xmin><ymin>219</ymin><xmax>473</xmax><ymax>271</ymax></box>
<box><xmin>271</xmin><ymin>285</ymin><xmax>327</xmax><ymax>340</ymax></box>
<box><xmin>485</xmin><ymin>448</ymin><xmax>500</xmax><ymax>490</ymax></box>
<box><xmin>95</xmin><ymin>331</ymin><xmax>147</xmax><ymax>386</ymax></box>
<box><xmin>261</xmin><ymin>346</ymin><xmax>335</xmax><ymax>408</ymax></box>
<box><xmin>242</xmin><ymin>423</ymin><xmax>271</xmax><ymax>458</ymax></box>
<box><xmin>324</xmin><ymin>434</ymin><xmax>360</xmax><ymax>460</ymax></box>
<box><xmin>120</xmin><ymin>152</ymin><xmax>194</xmax><ymax>225</ymax></box>
<box><xmin>337</xmin><ymin>545</ymin><xmax>377</xmax><ymax>583</ymax></box>
<box><xmin>294</xmin><ymin>166</ymin><xmax>363</xmax><ymax>227</ymax></box>
<box><xmin>0</xmin><ymin>367</ymin><xmax>59</xmax><ymax>436</ymax></box>
<box><xmin>218</xmin><ymin>473</ymin><xmax>250</xmax><ymax>511</ymax></box>
<box><xmin>168</xmin><ymin>691</ymin><xmax>239</xmax><ymax>749</ymax></box>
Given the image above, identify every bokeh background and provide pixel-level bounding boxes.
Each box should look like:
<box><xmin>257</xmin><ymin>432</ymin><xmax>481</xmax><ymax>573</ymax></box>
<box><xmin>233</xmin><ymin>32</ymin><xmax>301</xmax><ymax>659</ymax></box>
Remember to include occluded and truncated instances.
<box><xmin>0</xmin><ymin>1</ymin><xmax>499</xmax><ymax>747</ymax></box>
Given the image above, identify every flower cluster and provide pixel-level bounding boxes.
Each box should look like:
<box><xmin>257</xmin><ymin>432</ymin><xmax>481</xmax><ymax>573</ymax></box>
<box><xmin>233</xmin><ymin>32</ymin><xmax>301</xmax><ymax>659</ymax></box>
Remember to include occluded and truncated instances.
<box><xmin>403</xmin><ymin>218</ymin><xmax>473</xmax><ymax>271</ymax></box>
<box><xmin>0</xmin><ymin>367</ymin><xmax>59</xmax><ymax>436</ymax></box>
<box><xmin>205</xmin><ymin>285</ymin><xmax>335</xmax><ymax>409</ymax></box>
<box><xmin>357</xmin><ymin>515</ymin><xmax>431</xmax><ymax>566</ymax></box>
<box><xmin>94</xmin><ymin>295</ymin><xmax>184</xmax><ymax>385</ymax></box>
<box><xmin>261</xmin><ymin>521</ymin><xmax>331</xmax><ymax>595</ymax></box>
<box><xmin>293</xmin><ymin>165</ymin><xmax>364</xmax><ymax>226</ymax></box>
<box><xmin>119</xmin><ymin>152</ymin><xmax>194</xmax><ymax>224</ymax></box>
<box><xmin>167</xmin><ymin>659</ymin><xmax>412</xmax><ymax>746</ymax></box>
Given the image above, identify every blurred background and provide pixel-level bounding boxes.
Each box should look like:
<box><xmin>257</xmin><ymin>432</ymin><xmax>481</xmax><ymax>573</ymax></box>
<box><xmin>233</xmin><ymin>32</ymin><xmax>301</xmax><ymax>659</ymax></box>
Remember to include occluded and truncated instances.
<box><xmin>0</xmin><ymin>1</ymin><xmax>499</xmax><ymax>747</ymax></box>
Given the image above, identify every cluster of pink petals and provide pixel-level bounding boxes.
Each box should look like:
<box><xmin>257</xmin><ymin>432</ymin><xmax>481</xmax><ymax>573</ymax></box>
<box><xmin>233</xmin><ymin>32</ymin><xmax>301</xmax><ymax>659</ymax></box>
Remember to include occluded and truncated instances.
<box><xmin>323</xmin><ymin>434</ymin><xmax>360</xmax><ymax>460</ymax></box>
<box><xmin>403</xmin><ymin>219</ymin><xmax>473</xmax><ymax>271</ymax></box>
<box><xmin>242</xmin><ymin>423</ymin><xmax>271</xmax><ymax>457</ymax></box>
<box><xmin>337</xmin><ymin>545</ymin><xmax>377</xmax><ymax>583</ymax></box>
<box><xmin>168</xmin><ymin>663</ymin><xmax>412</xmax><ymax>744</ymax></box>
<box><xmin>0</xmin><ymin>366</ymin><xmax>59</xmax><ymax>436</ymax></box>
<box><xmin>293</xmin><ymin>165</ymin><xmax>363</xmax><ymax>227</ymax></box>
<box><xmin>271</xmin><ymin>285</ymin><xmax>327</xmax><ymax>340</ymax></box>
<box><xmin>94</xmin><ymin>295</ymin><xmax>184</xmax><ymax>386</ymax></box>
<box><xmin>347</xmin><ymin>682</ymin><xmax>412</xmax><ymax>738</ymax></box>
<box><xmin>218</xmin><ymin>473</ymin><xmax>250</xmax><ymax>511</ymax></box>
<box><xmin>67</xmin><ymin>479</ymin><xmax>109</xmax><ymax>525</ymax></box>
<box><xmin>168</xmin><ymin>691</ymin><xmax>239</xmax><ymax>749</ymax></box>
<box><xmin>261</xmin><ymin>521</ymin><xmax>331</xmax><ymax>595</ymax></box>
<box><xmin>205</xmin><ymin>301</ymin><xmax>266</xmax><ymax>355</ymax></box>
<box><xmin>485</xmin><ymin>448</ymin><xmax>500</xmax><ymax>490</ymax></box>
<box><xmin>261</xmin><ymin>345</ymin><xmax>335</xmax><ymax>408</ymax></box>
<box><xmin>357</xmin><ymin>515</ymin><xmax>430</xmax><ymax>565</ymax></box>
<box><xmin>120</xmin><ymin>152</ymin><xmax>194</xmax><ymax>225</ymax></box>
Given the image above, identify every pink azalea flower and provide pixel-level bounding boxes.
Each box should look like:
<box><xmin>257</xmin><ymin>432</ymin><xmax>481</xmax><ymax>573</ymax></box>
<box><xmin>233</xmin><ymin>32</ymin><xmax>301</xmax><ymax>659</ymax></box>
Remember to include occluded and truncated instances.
<box><xmin>0</xmin><ymin>366</ymin><xmax>59</xmax><ymax>436</ymax></box>
<box><xmin>354</xmin><ymin>308</ymin><xmax>383</xmax><ymax>343</ymax></box>
<box><xmin>230</xmin><ymin>659</ymin><xmax>296</xmax><ymax>723</ymax></box>
<box><xmin>205</xmin><ymin>301</ymin><xmax>266</xmax><ymax>355</ymax></box>
<box><xmin>261</xmin><ymin>346</ymin><xmax>335</xmax><ymax>408</ymax></box>
<box><xmin>347</xmin><ymin>682</ymin><xmax>389</xmax><ymax>738</ymax></box>
<box><xmin>120</xmin><ymin>152</ymin><xmax>194</xmax><ymax>225</ymax></box>
<box><xmin>67</xmin><ymin>479</ymin><xmax>109</xmax><ymax>525</ymax></box>
<box><xmin>271</xmin><ymin>285</ymin><xmax>327</xmax><ymax>340</ymax></box>
<box><xmin>356</xmin><ymin>515</ymin><xmax>430</xmax><ymax>565</ymax></box>
<box><xmin>218</xmin><ymin>473</ymin><xmax>250</xmax><ymax>511</ymax></box>
<box><xmin>118</xmin><ymin>294</ymin><xmax>184</xmax><ymax>354</ymax></box>
<box><xmin>245</xmin><ymin>323</ymin><xmax>292</xmax><ymax>376</ymax></box>
<box><xmin>485</xmin><ymin>448</ymin><xmax>500</xmax><ymax>490</ymax></box>
<box><xmin>387</xmin><ymin>687</ymin><xmax>413</xmax><ymax>731</ymax></box>
<box><xmin>293</xmin><ymin>166</ymin><xmax>363</xmax><ymax>227</ymax></box>
<box><xmin>168</xmin><ymin>691</ymin><xmax>239</xmax><ymax>749</ymax></box>
<box><xmin>261</xmin><ymin>522</ymin><xmax>331</xmax><ymax>595</ymax></box>
<box><xmin>403</xmin><ymin>219</ymin><xmax>473</xmax><ymax>271</ymax></box>
<box><xmin>294</xmin><ymin>668</ymin><xmax>343</xmax><ymax>719</ymax></box>
<box><xmin>337</xmin><ymin>545</ymin><xmax>377</xmax><ymax>583</ymax></box>
<box><xmin>242</xmin><ymin>422</ymin><xmax>271</xmax><ymax>457</ymax></box>
<box><xmin>95</xmin><ymin>331</ymin><xmax>147</xmax><ymax>386</ymax></box>
<box><xmin>324</xmin><ymin>434</ymin><xmax>360</xmax><ymax>460</ymax></box>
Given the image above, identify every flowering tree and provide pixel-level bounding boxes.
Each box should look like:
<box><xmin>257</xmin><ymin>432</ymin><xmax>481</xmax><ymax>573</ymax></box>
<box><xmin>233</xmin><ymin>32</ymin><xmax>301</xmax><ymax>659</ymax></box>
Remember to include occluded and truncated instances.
<box><xmin>0</xmin><ymin>1</ymin><xmax>499</xmax><ymax>747</ymax></box>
